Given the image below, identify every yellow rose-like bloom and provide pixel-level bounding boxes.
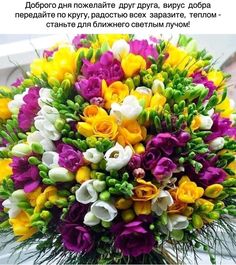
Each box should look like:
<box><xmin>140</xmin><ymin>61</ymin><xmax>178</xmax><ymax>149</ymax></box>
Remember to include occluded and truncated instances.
<box><xmin>118</xmin><ymin>120</ymin><xmax>147</xmax><ymax>146</ymax></box>
<box><xmin>92</xmin><ymin>115</ymin><xmax>118</xmax><ymax>140</ymax></box>
<box><xmin>132</xmin><ymin>178</ymin><xmax>159</xmax><ymax>201</ymax></box>
<box><xmin>0</xmin><ymin>98</ymin><xmax>12</xmax><ymax>120</ymax></box>
<box><xmin>215</xmin><ymin>97</ymin><xmax>234</xmax><ymax>118</ymax></box>
<box><xmin>102</xmin><ymin>80</ymin><xmax>129</xmax><ymax>109</ymax></box>
<box><xmin>34</xmin><ymin>186</ymin><xmax>59</xmax><ymax>212</ymax></box>
<box><xmin>26</xmin><ymin>187</ymin><xmax>42</xmax><ymax>207</ymax></box>
<box><xmin>10</xmin><ymin>211</ymin><xmax>37</xmax><ymax>241</ymax></box>
<box><xmin>82</xmin><ymin>105</ymin><xmax>108</xmax><ymax>123</ymax></box>
<box><xmin>134</xmin><ymin>201</ymin><xmax>151</xmax><ymax>215</ymax></box>
<box><xmin>0</xmin><ymin>159</ymin><xmax>12</xmax><ymax>183</ymax></box>
<box><xmin>207</xmin><ymin>70</ymin><xmax>224</xmax><ymax>87</ymax></box>
<box><xmin>177</xmin><ymin>176</ymin><xmax>204</xmax><ymax>203</ymax></box>
<box><xmin>97</xmin><ymin>34</ymin><xmax>130</xmax><ymax>47</ymax></box>
<box><xmin>121</xmin><ymin>54</ymin><xmax>146</xmax><ymax>78</ymax></box>
<box><xmin>150</xmin><ymin>93</ymin><xmax>166</xmax><ymax>109</ymax></box>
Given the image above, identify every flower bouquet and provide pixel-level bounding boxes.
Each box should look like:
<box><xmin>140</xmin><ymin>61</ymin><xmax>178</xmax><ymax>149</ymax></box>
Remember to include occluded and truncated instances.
<box><xmin>0</xmin><ymin>34</ymin><xmax>236</xmax><ymax>264</ymax></box>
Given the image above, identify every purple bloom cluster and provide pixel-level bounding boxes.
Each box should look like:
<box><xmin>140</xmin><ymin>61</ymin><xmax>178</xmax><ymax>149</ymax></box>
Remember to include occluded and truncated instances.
<box><xmin>18</xmin><ymin>87</ymin><xmax>40</xmax><ymax>132</ymax></box>
<box><xmin>11</xmin><ymin>156</ymin><xmax>40</xmax><ymax>193</ymax></box>
<box><xmin>72</xmin><ymin>34</ymin><xmax>89</xmax><ymax>49</ymax></box>
<box><xmin>57</xmin><ymin>144</ymin><xmax>84</xmax><ymax>173</ymax></box>
<box><xmin>60</xmin><ymin>203</ymin><xmax>93</xmax><ymax>253</ymax></box>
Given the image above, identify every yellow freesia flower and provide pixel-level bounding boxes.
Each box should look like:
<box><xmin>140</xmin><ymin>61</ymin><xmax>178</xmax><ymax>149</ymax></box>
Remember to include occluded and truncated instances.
<box><xmin>96</xmin><ymin>34</ymin><xmax>130</xmax><ymax>47</ymax></box>
<box><xmin>133</xmin><ymin>201</ymin><xmax>152</xmax><ymax>215</ymax></box>
<box><xmin>132</xmin><ymin>178</ymin><xmax>159</xmax><ymax>201</ymax></box>
<box><xmin>177</xmin><ymin>176</ymin><xmax>204</xmax><ymax>203</ymax></box>
<box><xmin>0</xmin><ymin>98</ymin><xmax>12</xmax><ymax>120</ymax></box>
<box><xmin>215</xmin><ymin>97</ymin><xmax>234</xmax><ymax>118</ymax></box>
<box><xmin>102</xmin><ymin>80</ymin><xmax>129</xmax><ymax>109</ymax></box>
<box><xmin>190</xmin><ymin>115</ymin><xmax>201</xmax><ymax>131</ymax></box>
<box><xmin>26</xmin><ymin>187</ymin><xmax>42</xmax><ymax>207</ymax></box>
<box><xmin>121</xmin><ymin>53</ymin><xmax>146</xmax><ymax>78</ymax></box>
<box><xmin>207</xmin><ymin>70</ymin><xmax>224</xmax><ymax>87</ymax></box>
<box><xmin>204</xmin><ymin>184</ymin><xmax>223</xmax><ymax>198</ymax></box>
<box><xmin>130</xmin><ymin>88</ymin><xmax>152</xmax><ymax>108</ymax></box>
<box><xmin>76</xmin><ymin>122</ymin><xmax>93</xmax><ymax>138</ymax></box>
<box><xmin>0</xmin><ymin>159</ymin><xmax>12</xmax><ymax>183</ymax></box>
<box><xmin>92</xmin><ymin>115</ymin><xmax>118</xmax><ymax>139</ymax></box>
<box><xmin>150</xmin><ymin>93</ymin><xmax>166</xmax><ymax>109</ymax></box>
<box><xmin>10</xmin><ymin>211</ymin><xmax>37</xmax><ymax>241</ymax></box>
<box><xmin>82</xmin><ymin>105</ymin><xmax>108</xmax><ymax>123</ymax></box>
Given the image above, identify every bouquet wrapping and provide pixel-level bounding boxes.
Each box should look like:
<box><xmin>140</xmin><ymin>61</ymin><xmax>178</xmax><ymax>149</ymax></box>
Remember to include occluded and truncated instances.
<box><xmin>0</xmin><ymin>34</ymin><xmax>236</xmax><ymax>264</ymax></box>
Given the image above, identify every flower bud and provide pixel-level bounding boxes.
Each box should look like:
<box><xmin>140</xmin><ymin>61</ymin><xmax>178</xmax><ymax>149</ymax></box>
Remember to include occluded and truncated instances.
<box><xmin>196</xmin><ymin>199</ymin><xmax>214</xmax><ymax>213</ymax></box>
<box><xmin>86</xmin><ymin>136</ymin><xmax>97</xmax><ymax>148</ymax></box>
<box><xmin>54</xmin><ymin>118</ymin><xmax>65</xmax><ymax>131</ymax></box>
<box><xmin>115</xmin><ymin>197</ymin><xmax>133</xmax><ymax>210</ymax></box>
<box><xmin>133</xmin><ymin>143</ymin><xmax>145</xmax><ymax>154</ymax></box>
<box><xmin>40</xmin><ymin>210</ymin><xmax>52</xmax><ymax>221</ymax></box>
<box><xmin>83</xmin><ymin>211</ymin><xmax>100</xmax><ymax>226</ymax></box>
<box><xmin>170</xmin><ymin>230</ymin><xmax>184</xmax><ymax>241</ymax></box>
<box><xmin>93</xmin><ymin>180</ymin><xmax>106</xmax><ymax>192</ymax></box>
<box><xmin>133</xmin><ymin>168</ymin><xmax>145</xmax><ymax>178</ymax></box>
<box><xmin>83</xmin><ymin>148</ymin><xmax>104</xmax><ymax>164</ymax></box>
<box><xmin>42</xmin><ymin>151</ymin><xmax>59</xmax><ymax>169</ymax></box>
<box><xmin>75</xmin><ymin>166</ymin><xmax>91</xmax><ymax>184</ymax></box>
<box><xmin>48</xmin><ymin>167</ymin><xmax>74</xmax><ymax>182</ymax></box>
<box><xmin>11</xmin><ymin>143</ymin><xmax>32</xmax><ymax>157</ymax></box>
<box><xmin>204</xmin><ymin>184</ymin><xmax>223</xmax><ymax>198</ymax></box>
<box><xmin>134</xmin><ymin>201</ymin><xmax>151</xmax><ymax>215</ymax></box>
<box><xmin>12</xmin><ymin>189</ymin><xmax>26</xmax><ymax>201</ymax></box>
<box><xmin>181</xmin><ymin>206</ymin><xmax>194</xmax><ymax>217</ymax></box>
<box><xmin>101</xmin><ymin>221</ymin><xmax>112</xmax><ymax>228</ymax></box>
<box><xmin>31</xmin><ymin>143</ymin><xmax>44</xmax><ymax>154</ymax></box>
<box><xmin>208</xmin><ymin>137</ymin><xmax>225</xmax><ymax>151</ymax></box>
<box><xmin>99</xmin><ymin>191</ymin><xmax>111</xmax><ymax>201</ymax></box>
<box><xmin>199</xmin><ymin>115</ymin><xmax>213</xmax><ymax>130</ymax></box>
<box><xmin>121</xmin><ymin>209</ymin><xmax>136</xmax><ymax>222</ymax></box>
<box><xmin>192</xmin><ymin>214</ymin><xmax>203</xmax><ymax>229</ymax></box>
<box><xmin>207</xmin><ymin>211</ymin><xmax>220</xmax><ymax>220</ymax></box>
<box><xmin>152</xmin><ymin>79</ymin><xmax>165</xmax><ymax>94</ymax></box>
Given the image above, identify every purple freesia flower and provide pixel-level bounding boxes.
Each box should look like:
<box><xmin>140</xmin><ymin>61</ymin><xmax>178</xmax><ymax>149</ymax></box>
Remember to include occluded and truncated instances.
<box><xmin>142</xmin><ymin>148</ymin><xmax>161</xmax><ymax>170</ymax></box>
<box><xmin>112</xmin><ymin>220</ymin><xmax>155</xmax><ymax>257</ymax></box>
<box><xmin>146</xmin><ymin>133</ymin><xmax>179</xmax><ymax>156</ymax></box>
<box><xmin>11</xmin><ymin>78</ymin><xmax>23</xmax><ymax>87</ymax></box>
<box><xmin>75</xmin><ymin>76</ymin><xmax>102</xmax><ymax>101</ymax></box>
<box><xmin>18</xmin><ymin>87</ymin><xmax>40</xmax><ymax>132</ymax></box>
<box><xmin>58</xmin><ymin>144</ymin><xmax>84</xmax><ymax>173</ymax></box>
<box><xmin>43</xmin><ymin>48</ymin><xmax>58</xmax><ymax>59</ymax></box>
<box><xmin>81</xmin><ymin>51</ymin><xmax>124</xmax><ymax>85</ymax></box>
<box><xmin>60</xmin><ymin>202</ymin><xmax>93</xmax><ymax>253</ymax></box>
<box><xmin>129</xmin><ymin>39</ymin><xmax>158</xmax><ymax>65</ymax></box>
<box><xmin>206</xmin><ymin>114</ymin><xmax>236</xmax><ymax>141</ymax></box>
<box><xmin>199</xmin><ymin>167</ymin><xmax>227</xmax><ymax>187</ymax></box>
<box><xmin>152</xmin><ymin>157</ymin><xmax>177</xmax><ymax>181</ymax></box>
<box><xmin>11</xmin><ymin>156</ymin><xmax>40</xmax><ymax>193</ymax></box>
<box><xmin>72</xmin><ymin>34</ymin><xmax>89</xmax><ymax>49</ymax></box>
<box><xmin>128</xmin><ymin>154</ymin><xmax>142</xmax><ymax>171</ymax></box>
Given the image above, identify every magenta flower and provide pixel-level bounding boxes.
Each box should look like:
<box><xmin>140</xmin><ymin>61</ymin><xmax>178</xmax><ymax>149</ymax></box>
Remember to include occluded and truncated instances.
<box><xmin>129</xmin><ymin>39</ymin><xmax>158</xmax><ymax>64</ymax></box>
<box><xmin>58</xmin><ymin>144</ymin><xmax>84</xmax><ymax>173</ymax></box>
<box><xmin>72</xmin><ymin>34</ymin><xmax>89</xmax><ymax>49</ymax></box>
<box><xmin>11</xmin><ymin>78</ymin><xmax>23</xmax><ymax>87</ymax></box>
<box><xmin>18</xmin><ymin>87</ymin><xmax>40</xmax><ymax>132</ymax></box>
<box><xmin>81</xmin><ymin>51</ymin><xmax>124</xmax><ymax>85</ymax></box>
<box><xmin>75</xmin><ymin>77</ymin><xmax>102</xmax><ymax>101</ymax></box>
<box><xmin>142</xmin><ymin>148</ymin><xmax>161</xmax><ymax>170</ymax></box>
<box><xmin>43</xmin><ymin>48</ymin><xmax>58</xmax><ymax>59</ymax></box>
<box><xmin>11</xmin><ymin>156</ymin><xmax>40</xmax><ymax>193</ymax></box>
<box><xmin>199</xmin><ymin>167</ymin><xmax>227</xmax><ymax>187</ymax></box>
<box><xmin>89</xmin><ymin>97</ymin><xmax>105</xmax><ymax>107</ymax></box>
<box><xmin>64</xmin><ymin>203</ymin><xmax>89</xmax><ymax>223</ymax></box>
<box><xmin>152</xmin><ymin>157</ymin><xmax>177</xmax><ymax>181</ymax></box>
<box><xmin>112</xmin><ymin>220</ymin><xmax>155</xmax><ymax>257</ymax></box>
<box><xmin>128</xmin><ymin>154</ymin><xmax>142</xmax><ymax>171</ymax></box>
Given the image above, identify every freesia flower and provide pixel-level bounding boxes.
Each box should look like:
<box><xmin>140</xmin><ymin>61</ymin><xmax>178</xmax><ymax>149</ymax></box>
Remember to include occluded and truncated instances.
<box><xmin>121</xmin><ymin>53</ymin><xmax>146</xmax><ymax>78</ymax></box>
<box><xmin>199</xmin><ymin>114</ymin><xmax>213</xmax><ymax>130</ymax></box>
<box><xmin>152</xmin><ymin>190</ymin><xmax>174</xmax><ymax>216</ymax></box>
<box><xmin>111</xmin><ymin>39</ymin><xmax>130</xmax><ymax>60</ymax></box>
<box><xmin>48</xmin><ymin>167</ymin><xmax>74</xmax><ymax>182</ymax></box>
<box><xmin>167</xmin><ymin>214</ymin><xmax>189</xmax><ymax>231</ymax></box>
<box><xmin>72</xmin><ymin>34</ymin><xmax>89</xmax><ymax>49</ymax></box>
<box><xmin>96</xmin><ymin>34</ymin><xmax>130</xmax><ymax>47</ymax></box>
<box><xmin>112</xmin><ymin>219</ymin><xmax>155</xmax><ymax>257</ymax></box>
<box><xmin>11</xmin><ymin>143</ymin><xmax>32</xmax><ymax>157</ymax></box>
<box><xmin>102</xmin><ymin>80</ymin><xmax>129</xmax><ymax>109</ymax></box>
<box><xmin>8</xmin><ymin>88</ymin><xmax>29</xmax><ymax>114</ymax></box>
<box><xmin>128</xmin><ymin>154</ymin><xmax>142</xmax><ymax>171</ymax></box>
<box><xmin>199</xmin><ymin>167</ymin><xmax>226</xmax><ymax>187</ymax></box>
<box><xmin>10</xmin><ymin>211</ymin><xmax>37</xmax><ymax>241</ymax></box>
<box><xmin>0</xmin><ymin>158</ymin><xmax>12</xmax><ymax>183</ymax></box>
<box><xmin>27</xmin><ymin>131</ymin><xmax>56</xmax><ymax>151</ymax></box>
<box><xmin>82</xmin><ymin>104</ymin><xmax>108</xmax><ymax>123</ymax></box>
<box><xmin>2</xmin><ymin>189</ymin><xmax>26</xmax><ymax>218</ymax></box>
<box><xmin>152</xmin><ymin>79</ymin><xmax>165</xmax><ymax>94</ymax></box>
<box><xmin>104</xmin><ymin>143</ymin><xmax>132</xmax><ymax>171</ymax></box>
<box><xmin>90</xmin><ymin>200</ymin><xmax>117</xmax><ymax>222</ymax></box>
<box><xmin>0</xmin><ymin>98</ymin><xmax>12</xmax><ymax>120</ymax></box>
<box><xmin>131</xmin><ymin>86</ymin><xmax>152</xmax><ymax>108</ymax></box>
<box><xmin>83</xmin><ymin>211</ymin><xmax>100</xmax><ymax>226</ymax></box>
<box><xmin>42</xmin><ymin>151</ymin><xmax>59</xmax><ymax>169</ymax></box>
<box><xmin>110</xmin><ymin>95</ymin><xmax>142</xmax><ymax>122</ymax></box>
<box><xmin>83</xmin><ymin>148</ymin><xmax>104</xmax><ymax>164</ymax></box>
<box><xmin>58</xmin><ymin>144</ymin><xmax>84</xmax><ymax>173</ymax></box>
<box><xmin>132</xmin><ymin>178</ymin><xmax>159</xmax><ymax>201</ymax></box>
<box><xmin>75</xmin><ymin>180</ymin><xmax>98</xmax><ymax>204</ymax></box>
<box><xmin>11</xmin><ymin>156</ymin><xmax>40</xmax><ymax>193</ymax></box>
<box><xmin>152</xmin><ymin>157</ymin><xmax>177</xmax><ymax>181</ymax></box>
<box><xmin>38</xmin><ymin>88</ymin><xmax>53</xmax><ymax>108</ymax></box>
<box><xmin>208</xmin><ymin>137</ymin><xmax>225</xmax><ymax>151</ymax></box>
<box><xmin>142</xmin><ymin>148</ymin><xmax>161</xmax><ymax>170</ymax></box>
<box><xmin>133</xmin><ymin>201</ymin><xmax>152</xmax><ymax>215</ymax></box>
<box><xmin>207</xmin><ymin>70</ymin><xmax>224</xmax><ymax>87</ymax></box>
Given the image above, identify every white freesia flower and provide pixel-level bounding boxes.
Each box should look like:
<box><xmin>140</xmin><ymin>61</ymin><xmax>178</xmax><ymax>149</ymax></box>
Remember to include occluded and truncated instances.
<box><xmin>167</xmin><ymin>214</ymin><xmax>189</xmax><ymax>232</ymax></box>
<box><xmin>11</xmin><ymin>143</ymin><xmax>32</xmax><ymax>157</ymax></box>
<box><xmin>152</xmin><ymin>190</ymin><xmax>174</xmax><ymax>216</ymax></box>
<box><xmin>152</xmin><ymin>79</ymin><xmax>165</xmax><ymax>94</ymax></box>
<box><xmin>209</xmin><ymin>137</ymin><xmax>225</xmax><ymax>151</ymax></box>
<box><xmin>38</xmin><ymin>88</ymin><xmax>53</xmax><ymax>108</ymax></box>
<box><xmin>230</xmin><ymin>113</ymin><xmax>236</xmax><ymax>126</ymax></box>
<box><xmin>42</xmin><ymin>151</ymin><xmax>59</xmax><ymax>169</ymax></box>
<box><xmin>40</xmin><ymin>105</ymin><xmax>60</xmax><ymax>123</ymax></box>
<box><xmin>83</xmin><ymin>211</ymin><xmax>100</xmax><ymax>226</ymax></box>
<box><xmin>203</xmin><ymin>100</ymin><xmax>214</xmax><ymax>116</ymax></box>
<box><xmin>83</xmin><ymin>148</ymin><xmax>104</xmax><ymax>164</ymax></box>
<box><xmin>34</xmin><ymin>116</ymin><xmax>61</xmax><ymax>141</ymax></box>
<box><xmin>104</xmin><ymin>143</ymin><xmax>133</xmax><ymax>171</ymax></box>
<box><xmin>111</xmin><ymin>39</ymin><xmax>130</xmax><ymax>60</ymax></box>
<box><xmin>111</xmin><ymin>95</ymin><xmax>142</xmax><ymax>121</ymax></box>
<box><xmin>27</xmin><ymin>131</ymin><xmax>56</xmax><ymax>151</ymax></box>
<box><xmin>199</xmin><ymin>114</ymin><xmax>213</xmax><ymax>130</ymax></box>
<box><xmin>91</xmin><ymin>200</ymin><xmax>118</xmax><ymax>222</ymax></box>
<box><xmin>48</xmin><ymin>167</ymin><xmax>74</xmax><ymax>182</ymax></box>
<box><xmin>93</xmin><ymin>180</ymin><xmax>106</xmax><ymax>192</ymax></box>
<box><xmin>2</xmin><ymin>189</ymin><xmax>26</xmax><ymax>218</ymax></box>
<box><xmin>8</xmin><ymin>88</ymin><xmax>29</xmax><ymax>114</ymax></box>
<box><xmin>75</xmin><ymin>180</ymin><xmax>98</xmax><ymax>204</ymax></box>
